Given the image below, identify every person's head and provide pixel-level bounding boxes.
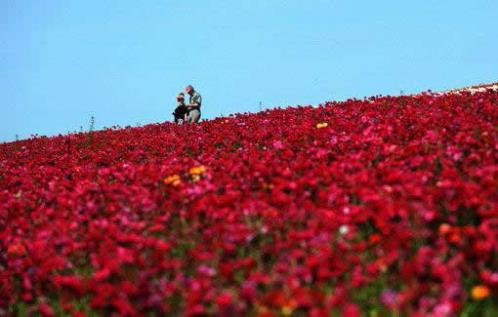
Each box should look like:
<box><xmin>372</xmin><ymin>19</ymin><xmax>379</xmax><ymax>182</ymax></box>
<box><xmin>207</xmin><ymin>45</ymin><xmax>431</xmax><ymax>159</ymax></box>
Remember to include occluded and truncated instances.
<box><xmin>176</xmin><ymin>92</ymin><xmax>185</xmax><ymax>102</ymax></box>
<box><xmin>185</xmin><ymin>85</ymin><xmax>194</xmax><ymax>95</ymax></box>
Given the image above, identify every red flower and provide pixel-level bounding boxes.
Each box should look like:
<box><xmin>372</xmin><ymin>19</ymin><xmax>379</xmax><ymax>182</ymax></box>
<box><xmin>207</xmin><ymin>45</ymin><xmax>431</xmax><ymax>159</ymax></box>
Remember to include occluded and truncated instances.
<box><xmin>38</xmin><ymin>303</ymin><xmax>54</xmax><ymax>317</ymax></box>
<box><xmin>1</xmin><ymin>89</ymin><xmax>497</xmax><ymax>314</ymax></box>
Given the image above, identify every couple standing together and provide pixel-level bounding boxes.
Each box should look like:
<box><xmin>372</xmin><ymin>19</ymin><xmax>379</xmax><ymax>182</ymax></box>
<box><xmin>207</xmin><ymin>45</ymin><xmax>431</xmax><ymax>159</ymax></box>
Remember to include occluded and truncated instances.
<box><xmin>173</xmin><ymin>85</ymin><xmax>202</xmax><ymax>124</ymax></box>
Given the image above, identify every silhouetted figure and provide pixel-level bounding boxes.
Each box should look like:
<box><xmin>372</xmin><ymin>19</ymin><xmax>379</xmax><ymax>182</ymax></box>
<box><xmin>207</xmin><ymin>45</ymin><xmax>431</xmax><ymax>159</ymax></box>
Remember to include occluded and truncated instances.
<box><xmin>172</xmin><ymin>92</ymin><xmax>187</xmax><ymax>124</ymax></box>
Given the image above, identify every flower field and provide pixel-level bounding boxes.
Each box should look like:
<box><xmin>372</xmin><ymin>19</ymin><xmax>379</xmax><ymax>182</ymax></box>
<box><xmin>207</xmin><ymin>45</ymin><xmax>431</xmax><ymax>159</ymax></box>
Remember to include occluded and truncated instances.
<box><xmin>1</xmin><ymin>90</ymin><xmax>497</xmax><ymax>316</ymax></box>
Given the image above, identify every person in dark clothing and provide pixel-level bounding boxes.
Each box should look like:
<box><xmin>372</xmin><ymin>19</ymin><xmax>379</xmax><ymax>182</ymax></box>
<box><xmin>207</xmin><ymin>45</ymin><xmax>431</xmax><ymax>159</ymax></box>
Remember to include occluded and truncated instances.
<box><xmin>172</xmin><ymin>92</ymin><xmax>187</xmax><ymax>124</ymax></box>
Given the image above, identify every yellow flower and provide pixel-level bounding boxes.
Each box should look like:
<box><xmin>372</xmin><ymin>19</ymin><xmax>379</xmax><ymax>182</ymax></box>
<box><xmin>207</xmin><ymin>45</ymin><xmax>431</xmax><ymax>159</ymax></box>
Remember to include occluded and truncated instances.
<box><xmin>316</xmin><ymin>122</ymin><xmax>328</xmax><ymax>129</ymax></box>
<box><xmin>281</xmin><ymin>305</ymin><xmax>294</xmax><ymax>316</ymax></box>
<box><xmin>471</xmin><ymin>285</ymin><xmax>490</xmax><ymax>300</ymax></box>
<box><xmin>189</xmin><ymin>165</ymin><xmax>207</xmax><ymax>175</ymax></box>
<box><xmin>189</xmin><ymin>165</ymin><xmax>207</xmax><ymax>183</ymax></box>
<box><xmin>163</xmin><ymin>174</ymin><xmax>181</xmax><ymax>186</ymax></box>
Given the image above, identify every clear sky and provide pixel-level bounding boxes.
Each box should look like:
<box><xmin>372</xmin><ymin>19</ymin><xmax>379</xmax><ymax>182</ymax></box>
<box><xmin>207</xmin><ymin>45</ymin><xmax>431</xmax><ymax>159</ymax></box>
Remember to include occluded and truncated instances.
<box><xmin>2</xmin><ymin>0</ymin><xmax>497</xmax><ymax>142</ymax></box>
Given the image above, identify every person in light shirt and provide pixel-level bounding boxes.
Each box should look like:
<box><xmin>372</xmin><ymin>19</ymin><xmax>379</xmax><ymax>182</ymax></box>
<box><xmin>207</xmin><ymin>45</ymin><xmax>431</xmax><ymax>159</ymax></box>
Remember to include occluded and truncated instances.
<box><xmin>184</xmin><ymin>85</ymin><xmax>202</xmax><ymax>123</ymax></box>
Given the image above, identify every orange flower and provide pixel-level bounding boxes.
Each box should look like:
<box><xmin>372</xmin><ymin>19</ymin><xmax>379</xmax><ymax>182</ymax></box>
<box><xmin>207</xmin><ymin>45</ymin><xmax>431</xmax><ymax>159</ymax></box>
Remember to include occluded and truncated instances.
<box><xmin>255</xmin><ymin>305</ymin><xmax>274</xmax><ymax>317</ymax></box>
<box><xmin>262</xmin><ymin>183</ymin><xmax>274</xmax><ymax>191</ymax></box>
<box><xmin>438</xmin><ymin>223</ymin><xmax>451</xmax><ymax>235</ymax></box>
<box><xmin>189</xmin><ymin>165</ymin><xmax>206</xmax><ymax>175</ymax></box>
<box><xmin>471</xmin><ymin>285</ymin><xmax>490</xmax><ymax>300</ymax></box>
<box><xmin>316</xmin><ymin>122</ymin><xmax>328</xmax><ymax>129</ymax></box>
<box><xmin>163</xmin><ymin>174</ymin><xmax>181</xmax><ymax>186</ymax></box>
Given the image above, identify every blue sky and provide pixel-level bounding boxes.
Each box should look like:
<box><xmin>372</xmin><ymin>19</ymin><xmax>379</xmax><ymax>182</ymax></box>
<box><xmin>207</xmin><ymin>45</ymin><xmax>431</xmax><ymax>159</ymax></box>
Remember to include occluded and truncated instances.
<box><xmin>2</xmin><ymin>0</ymin><xmax>497</xmax><ymax>142</ymax></box>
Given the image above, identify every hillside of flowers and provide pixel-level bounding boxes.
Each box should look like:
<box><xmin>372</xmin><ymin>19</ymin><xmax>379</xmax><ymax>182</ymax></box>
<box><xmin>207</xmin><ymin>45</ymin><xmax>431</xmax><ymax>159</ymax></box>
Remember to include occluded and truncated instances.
<box><xmin>1</xmin><ymin>90</ymin><xmax>497</xmax><ymax>316</ymax></box>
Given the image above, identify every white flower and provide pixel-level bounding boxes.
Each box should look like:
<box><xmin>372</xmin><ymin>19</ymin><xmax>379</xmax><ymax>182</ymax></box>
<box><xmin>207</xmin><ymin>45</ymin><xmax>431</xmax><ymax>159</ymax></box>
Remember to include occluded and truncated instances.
<box><xmin>339</xmin><ymin>225</ymin><xmax>349</xmax><ymax>235</ymax></box>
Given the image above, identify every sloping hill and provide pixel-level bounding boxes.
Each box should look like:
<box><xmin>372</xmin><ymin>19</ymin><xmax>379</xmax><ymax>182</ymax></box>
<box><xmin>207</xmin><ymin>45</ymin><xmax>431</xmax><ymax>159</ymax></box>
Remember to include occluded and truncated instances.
<box><xmin>1</xmin><ymin>89</ymin><xmax>497</xmax><ymax>315</ymax></box>
<box><xmin>448</xmin><ymin>82</ymin><xmax>498</xmax><ymax>94</ymax></box>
